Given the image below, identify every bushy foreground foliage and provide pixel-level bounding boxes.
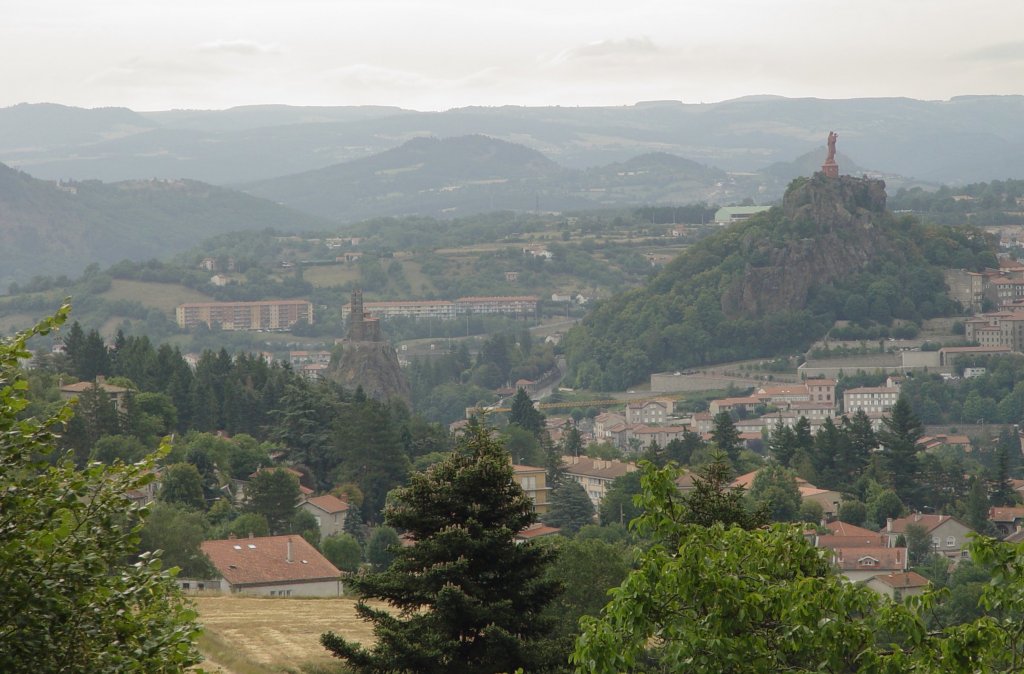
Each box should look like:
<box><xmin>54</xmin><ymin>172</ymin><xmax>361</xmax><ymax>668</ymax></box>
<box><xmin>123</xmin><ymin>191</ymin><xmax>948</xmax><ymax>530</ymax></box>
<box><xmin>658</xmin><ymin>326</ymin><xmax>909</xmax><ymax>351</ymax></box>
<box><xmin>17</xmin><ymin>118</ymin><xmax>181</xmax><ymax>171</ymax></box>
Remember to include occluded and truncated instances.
<box><xmin>0</xmin><ymin>306</ymin><xmax>202</xmax><ymax>672</ymax></box>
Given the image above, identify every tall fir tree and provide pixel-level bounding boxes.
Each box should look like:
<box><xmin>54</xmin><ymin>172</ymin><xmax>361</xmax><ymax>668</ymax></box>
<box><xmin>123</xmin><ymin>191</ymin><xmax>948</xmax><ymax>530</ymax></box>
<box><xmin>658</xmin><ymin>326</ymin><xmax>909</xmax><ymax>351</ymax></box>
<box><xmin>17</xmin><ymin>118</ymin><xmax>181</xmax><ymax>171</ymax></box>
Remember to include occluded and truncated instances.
<box><xmin>711</xmin><ymin>411</ymin><xmax>742</xmax><ymax>464</ymax></box>
<box><xmin>509</xmin><ymin>387</ymin><xmax>545</xmax><ymax>437</ymax></box>
<box><xmin>321</xmin><ymin>422</ymin><xmax>561</xmax><ymax>673</ymax></box>
<box><xmin>877</xmin><ymin>396</ymin><xmax>925</xmax><ymax>508</ymax></box>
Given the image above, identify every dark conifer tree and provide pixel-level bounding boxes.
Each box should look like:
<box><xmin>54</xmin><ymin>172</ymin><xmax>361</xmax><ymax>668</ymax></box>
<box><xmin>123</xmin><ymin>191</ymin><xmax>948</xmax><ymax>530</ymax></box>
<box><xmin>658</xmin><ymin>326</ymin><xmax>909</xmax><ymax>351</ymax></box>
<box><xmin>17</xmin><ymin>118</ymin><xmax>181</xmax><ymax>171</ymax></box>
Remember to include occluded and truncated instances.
<box><xmin>711</xmin><ymin>411</ymin><xmax>741</xmax><ymax>464</ymax></box>
<box><xmin>877</xmin><ymin>396</ymin><xmax>925</xmax><ymax>508</ymax></box>
<box><xmin>321</xmin><ymin>423</ymin><xmax>561</xmax><ymax>673</ymax></box>
<box><xmin>509</xmin><ymin>387</ymin><xmax>545</xmax><ymax>437</ymax></box>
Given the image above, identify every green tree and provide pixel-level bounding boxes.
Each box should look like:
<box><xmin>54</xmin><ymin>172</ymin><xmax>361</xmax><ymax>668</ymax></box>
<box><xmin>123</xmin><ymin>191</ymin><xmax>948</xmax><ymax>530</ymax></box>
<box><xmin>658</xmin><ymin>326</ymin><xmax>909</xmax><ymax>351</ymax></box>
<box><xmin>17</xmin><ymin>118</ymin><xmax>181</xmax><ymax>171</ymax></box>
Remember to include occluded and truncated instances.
<box><xmin>540</xmin><ymin>537</ymin><xmax>630</xmax><ymax>646</ymax></box>
<box><xmin>904</xmin><ymin>522</ymin><xmax>933</xmax><ymax>566</ymax></box>
<box><xmin>139</xmin><ymin>502</ymin><xmax>216</xmax><ymax>578</ymax></box>
<box><xmin>598</xmin><ymin>469</ymin><xmax>644</xmax><ymax>526</ymax></box>
<box><xmin>321</xmin><ymin>423</ymin><xmax>562</xmax><ymax>673</ymax></box>
<box><xmin>964</xmin><ymin>475</ymin><xmax>991</xmax><ymax>534</ymax></box>
<box><xmin>0</xmin><ymin>308</ymin><xmax>201</xmax><ymax>672</ymax></box>
<box><xmin>748</xmin><ymin>462</ymin><xmax>802</xmax><ymax>522</ymax></box>
<box><xmin>544</xmin><ymin>480</ymin><xmax>595</xmax><ymax>534</ymax></box>
<box><xmin>366</xmin><ymin>526</ymin><xmax>401</xmax><ymax>572</ymax></box>
<box><xmin>678</xmin><ymin>452</ymin><xmax>769</xmax><ymax>530</ymax></box>
<box><xmin>877</xmin><ymin>396</ymin><xmax>925</xmax><ymax>507</ymax></box>
<box><xmin>322</xmin><ymin>533</ymin><xmax>363</xmax><ymax>573</ymax></box>
<box><xmin>158</xmin><ymin>462</ymin><xmax>206</xmax><ymax>510</ymax></box>
<box><xmin>247</xmin><ymin>468</ymin><xmax>301</xmax><ymax>534</ymax></box>
<box><xmin>572</xmin><ymin>463</ymin><xmax>910</xmax><ymax>673</ymax></box>
<box><xmin>509</xmin><ymin>387</ymin><xmax>545</xmax><ymax>437</ymax></box>
<box><xmin>711</xmin><ymin>410</ymin><xmax>741</xmax><ymax>463</ymax></box>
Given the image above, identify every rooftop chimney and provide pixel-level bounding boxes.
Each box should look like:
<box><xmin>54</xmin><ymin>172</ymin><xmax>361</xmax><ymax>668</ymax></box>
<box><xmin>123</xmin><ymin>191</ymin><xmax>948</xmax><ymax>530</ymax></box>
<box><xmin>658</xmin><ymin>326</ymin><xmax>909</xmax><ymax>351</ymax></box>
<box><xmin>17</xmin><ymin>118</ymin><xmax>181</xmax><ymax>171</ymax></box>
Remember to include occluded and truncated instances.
<box><xmin>886</xmin><ymin>517</ymin><xmax>893</xmax><ymax>533</ymax></box>
<box><xmin>96</xmin><ymin>375</ymin><xmax>106</xmax><ymax>385</ymax></box>
<box><xmin>249</xmin><ymin>531</ymin><xmax>254</xmax><ymax>539</ymax></box>
<box><xmin>287</xmin><ymin>537</ymin><xmax>293</xmax><ymax>563</ymax></box>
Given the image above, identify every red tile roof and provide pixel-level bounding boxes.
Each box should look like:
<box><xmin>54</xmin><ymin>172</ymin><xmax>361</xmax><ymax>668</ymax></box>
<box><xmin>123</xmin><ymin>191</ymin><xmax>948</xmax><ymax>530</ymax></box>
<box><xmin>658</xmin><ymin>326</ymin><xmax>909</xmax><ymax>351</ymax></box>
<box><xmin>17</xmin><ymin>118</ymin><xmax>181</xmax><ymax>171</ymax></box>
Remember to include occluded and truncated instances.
<box><xmin>305</xmin><ymin>494</ymin><xmax>349</xmax><ymax>514</ymax></box>
<box><xmin>886</xmin><ymin>514</ymin><xmax>969</xmax><ymax>534</ymax></box>
<box><xmin>869</xmin><ymin>571</ymin><xmax>930</xmax><ymax>589</ymax></box>
<box><xmin>515</xmin><ymin>523</ymin><xmax>561</xmax><ymax>540</ymax></box>
<box><xmin>816</xmin><ymin>534</ymin><xmax>887</xmax><ymax>549</ymax></box>
<box><xmin>826</xmin><ymin>521</ymin><xmax>879</xmax><ymax>538</ymax></box>
<box><xmin>830</xmin><ymin>546</ymin><xmax>907</xmax><ymax>572</ymax></box>
<box><xmin>201</xmin><ymin>535</ymin><xmax>341</xmax><ymax>586</ymax></box>
<box><xmin>989</xmin><ymin>506</ymin><xmax>1024</xmax><ymax>523</ymax></box>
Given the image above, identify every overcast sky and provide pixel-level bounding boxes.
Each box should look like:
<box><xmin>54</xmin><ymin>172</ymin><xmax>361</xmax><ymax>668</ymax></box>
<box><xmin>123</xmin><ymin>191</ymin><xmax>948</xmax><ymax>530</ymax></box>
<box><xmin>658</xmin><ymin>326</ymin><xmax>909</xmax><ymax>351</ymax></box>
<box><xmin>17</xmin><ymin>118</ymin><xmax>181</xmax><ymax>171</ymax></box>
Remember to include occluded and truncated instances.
<box><xmin>3</xmin><ymin>0</ymin><xmax>1022</xmax><ymax>111</ymax></box>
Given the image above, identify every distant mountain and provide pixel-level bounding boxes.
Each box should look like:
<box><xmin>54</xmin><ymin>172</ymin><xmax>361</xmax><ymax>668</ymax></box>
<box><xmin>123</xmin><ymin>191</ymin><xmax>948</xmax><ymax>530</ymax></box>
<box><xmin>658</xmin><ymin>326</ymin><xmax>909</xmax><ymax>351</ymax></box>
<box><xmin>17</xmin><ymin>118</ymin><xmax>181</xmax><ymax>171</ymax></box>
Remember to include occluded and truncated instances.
<box><xmin>242</xmin><ymin>136</ymin><xmax>738</xmax><ymax>222</ymax></box>
<box><xmin>0</xmin><ymin>163</ymin><xmax>329</xmax><ymax>285</ymax></box>
<box><xmin>5</xmin><ymin>96</ymin><xmax>1024</xmax><ymax>185</ymax></box>
<box><xmin>242</xmin><ymin>135</ymin><xmax>577</xmax><ymax>221</ymax></box>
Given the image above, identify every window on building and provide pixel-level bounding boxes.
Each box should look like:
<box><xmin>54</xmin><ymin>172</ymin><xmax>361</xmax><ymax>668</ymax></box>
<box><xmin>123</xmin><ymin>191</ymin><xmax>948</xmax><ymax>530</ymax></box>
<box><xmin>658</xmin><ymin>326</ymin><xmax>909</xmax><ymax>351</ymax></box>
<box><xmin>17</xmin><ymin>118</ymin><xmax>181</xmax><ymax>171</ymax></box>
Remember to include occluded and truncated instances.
<box><xmin>946</xmin><ymin>536</ymin><xmax>956</xmax><ymax>548</ymax></box>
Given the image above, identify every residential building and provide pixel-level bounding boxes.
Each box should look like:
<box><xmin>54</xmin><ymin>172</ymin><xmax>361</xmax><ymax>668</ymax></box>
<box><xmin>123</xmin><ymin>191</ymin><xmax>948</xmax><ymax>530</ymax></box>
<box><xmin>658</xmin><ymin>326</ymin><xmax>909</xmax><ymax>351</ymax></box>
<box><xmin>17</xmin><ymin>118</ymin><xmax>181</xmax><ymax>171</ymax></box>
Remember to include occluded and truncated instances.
<box><xmin>289</xmin><ymin>350</ymin><xmax>332</xmax><ymax>367</ymax></box>
<box><xmin>883</xmin><ymin>514</ymin><xmax>975</xmax><ymax>559</ymax></box>
<box><xmin>59</xmin><ymin>375</ymin><xmax>130</xmax><ymax>413</ymax></box>
<box><xmin>300</xmin><ymin>494</ymin><xmax>349</xmax><ymax>542</ymax></box>
<box><xmin>455</xmin><ymin>295</ymin><xmax>539</xmax><ymax>316</ymax></box>
<box><xmin>828</xmin><ymin>546</ymin><xmax>908</xmax><ymax>583</ymax></box>
<box><xmin>175</xmin><ymin>300</ymin><xmax>313</xmax><ymax>331</ymax></box>
<box><xmin>339</xmin><ymin>295</ymin><xmax>540</xmax><ymax>320</ymax></box>
<box><xmin>562</xmin><ymin>455</ymin><xmax>638</xmax><ymax>506</ymax></box>
<box><xmin>197</xmin><ymin>535</ymin><xmax>343</xmax><ymax>597</ymax></box>
<box><xmin>593</xmin><ymin>412</ymin><xmax>626</xmax><ymax>441</ymax></box>
<box><xmin>843</xmin><ymin>380</ymin><xmax>902</xmax><ymax>415</ymax></box>
<box><xmin>988</xmin><ymin>506</ymin><xmax>1024</xmax><ymax>537</ymax></box>
<box><xmin>964</xmin><ymin>311</ymin><xmax>1024</xmax><ymax>351</ymax></box>
<box><xmin>709</xmin><ymin>396</ymin><xmax>763</xmax><ymax>415</ymax></box>
<box><xmin>513</xmin><ymin>464</ymin><xmax>551</xmax><ymax>514</ymax></box>
<box><xmin>625</xmin><ymin>398</ymin><xmax>673</xmax><ymax>425</ymax></box>
<box><xmin>341</xmin><ymin>299</ymin><xmax>457</xmax><ymax>321</ymax></box>
<box><xmin>939</xmin><ymin>345</ymin><xmax>1014</xmax><ymax>367</ymax></box>
<box><xmin>865</xmin><ymin>572</ymin><xmax>930</xmax><ymax>600</ymax></box>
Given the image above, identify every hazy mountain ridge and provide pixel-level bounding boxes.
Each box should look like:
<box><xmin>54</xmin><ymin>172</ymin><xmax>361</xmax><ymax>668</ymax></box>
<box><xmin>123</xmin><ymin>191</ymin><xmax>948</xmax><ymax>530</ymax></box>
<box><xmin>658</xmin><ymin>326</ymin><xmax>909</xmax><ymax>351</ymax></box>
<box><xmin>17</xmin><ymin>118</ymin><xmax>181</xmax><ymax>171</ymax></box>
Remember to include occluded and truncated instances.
<box><xmin>241</xmin><ymin>136</ymin><xmax>733</xmax><ymax>221</ymax></box>
<box><xmin>0</xmin><ymin>163</ymin><xmax>330</xmax><ymax>285</ymax></box>
<box><xmin>5</xmin><ymin>96</ymin><xmax>1024</xmax><ymax>184</ymax></box>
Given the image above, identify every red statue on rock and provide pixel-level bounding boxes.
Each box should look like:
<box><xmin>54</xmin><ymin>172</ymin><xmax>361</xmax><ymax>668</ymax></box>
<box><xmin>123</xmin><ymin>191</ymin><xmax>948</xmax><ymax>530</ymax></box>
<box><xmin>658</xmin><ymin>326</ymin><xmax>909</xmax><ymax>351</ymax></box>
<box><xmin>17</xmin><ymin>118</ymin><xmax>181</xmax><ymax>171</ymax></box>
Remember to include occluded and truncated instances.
<box><xmin>822</xmin><ymin>130</ymin><xmax>839</xmax><ymax>177</ymax></box>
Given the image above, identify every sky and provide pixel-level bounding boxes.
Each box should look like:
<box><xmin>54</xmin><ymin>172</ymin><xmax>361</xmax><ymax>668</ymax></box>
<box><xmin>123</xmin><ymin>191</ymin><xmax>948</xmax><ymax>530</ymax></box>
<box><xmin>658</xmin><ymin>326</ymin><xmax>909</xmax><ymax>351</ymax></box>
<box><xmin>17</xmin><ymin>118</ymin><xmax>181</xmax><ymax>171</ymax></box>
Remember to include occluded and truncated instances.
<box><xmin>3</xmin><ymin>0</ymin><xmax>1023</xmax><ymax>111</ymax></box>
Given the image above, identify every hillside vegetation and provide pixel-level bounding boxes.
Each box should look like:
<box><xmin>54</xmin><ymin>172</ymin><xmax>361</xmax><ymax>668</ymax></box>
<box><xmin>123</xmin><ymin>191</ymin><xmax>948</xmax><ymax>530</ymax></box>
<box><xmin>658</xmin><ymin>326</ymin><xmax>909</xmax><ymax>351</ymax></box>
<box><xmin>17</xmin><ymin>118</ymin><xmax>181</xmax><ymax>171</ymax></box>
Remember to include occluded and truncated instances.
<box><xmin>0</xmin><ymin>163</ymin><xmax>330</xmax><ymax>285</ymax></box>
<box><xmin>564</xmin><ymin>174</ymin><xmax>997</xmax><ymax>390</ymax></box>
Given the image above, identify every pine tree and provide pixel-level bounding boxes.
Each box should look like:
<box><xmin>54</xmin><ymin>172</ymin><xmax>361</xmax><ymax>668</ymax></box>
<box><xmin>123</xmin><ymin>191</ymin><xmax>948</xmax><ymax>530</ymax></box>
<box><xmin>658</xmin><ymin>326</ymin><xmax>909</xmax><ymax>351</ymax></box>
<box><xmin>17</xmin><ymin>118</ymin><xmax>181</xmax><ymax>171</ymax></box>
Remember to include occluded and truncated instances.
<box><xmin>321</xmin><ymin>423</ymin><xmax>561</xmax><ymax>673</ymax></box>
<box><xmin>509</xmin><ymin>387</ymin><xmax>545</xmax><ymax>437</ymax></box>
<box><xmin>711</xmin><ymin>411</ymin><xmax>741</xmax><ymax>464</ymax></box>
<box><xmin>877</xmin><ymin>396</ymin><xmax>925</xmax><ymax>508</ymax></box>
<box><xmin>768</xmin><ymin>419</ymin><xmax>797</xmax><ymax>467</ymax></box>
<box><xmin>544</xmin><ymin>480</ymin><xmax>595</xmax><ymax>534</ymax></box>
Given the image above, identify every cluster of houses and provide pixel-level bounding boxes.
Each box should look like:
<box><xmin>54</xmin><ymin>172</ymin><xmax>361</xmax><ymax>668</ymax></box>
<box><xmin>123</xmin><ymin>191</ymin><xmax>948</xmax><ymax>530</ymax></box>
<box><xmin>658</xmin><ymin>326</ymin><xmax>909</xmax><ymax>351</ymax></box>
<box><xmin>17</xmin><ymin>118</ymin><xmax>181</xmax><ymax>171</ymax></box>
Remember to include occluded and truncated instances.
<box><xmin>591</xmin><ymin>376</ymin><xmax>911</xmax><ymax>454</ymax></box>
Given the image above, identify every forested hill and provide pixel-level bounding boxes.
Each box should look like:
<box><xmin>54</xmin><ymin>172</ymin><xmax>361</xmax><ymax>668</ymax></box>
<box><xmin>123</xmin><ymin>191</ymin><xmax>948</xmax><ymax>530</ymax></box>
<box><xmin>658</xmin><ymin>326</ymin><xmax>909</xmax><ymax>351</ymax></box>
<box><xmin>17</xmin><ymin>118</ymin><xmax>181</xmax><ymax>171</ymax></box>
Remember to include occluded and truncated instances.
<box><xmin>0</xmin><ymin>163</ymin><xmax>330</xmax><ymax>285</ymax></box>
<box><xmin>564</xmin><ymin>173</ymin><xmax>998</xmax><ymax>390</ymax></box>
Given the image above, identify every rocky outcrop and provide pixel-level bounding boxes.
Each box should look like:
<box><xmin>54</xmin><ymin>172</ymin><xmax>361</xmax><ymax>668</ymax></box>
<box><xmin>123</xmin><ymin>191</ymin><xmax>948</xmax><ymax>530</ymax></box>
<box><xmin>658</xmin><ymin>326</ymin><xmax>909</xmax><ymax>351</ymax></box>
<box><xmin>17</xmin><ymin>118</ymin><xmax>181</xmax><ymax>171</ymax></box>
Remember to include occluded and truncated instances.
<box><xmin>720</xmin><ymin>173</ymin><xmax>892</xmax><ymax>317</ymax></box>
<box><xmin>327</xmin><ymin>341</ymin><xmax>410</xmax><ymax>404</ymax></box>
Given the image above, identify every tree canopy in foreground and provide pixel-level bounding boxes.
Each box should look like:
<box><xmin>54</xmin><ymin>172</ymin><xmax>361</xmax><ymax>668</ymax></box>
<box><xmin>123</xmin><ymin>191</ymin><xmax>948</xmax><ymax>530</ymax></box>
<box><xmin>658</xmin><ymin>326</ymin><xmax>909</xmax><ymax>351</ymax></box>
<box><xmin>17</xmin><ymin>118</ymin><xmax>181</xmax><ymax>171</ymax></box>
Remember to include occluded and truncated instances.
<box><xmin>572</xmin><ymin>461</ymin><xmax>1024</xmax><ymax>673</ymax></box>
<box><xmin>0</xmin><ymin>306</ymin><xmax>202</xmax><ymax>672</ymax></box>
<box><xmin>321</xmin><ymin>422</ymin><xmax>562</xmax><ymax>673</ymax></box>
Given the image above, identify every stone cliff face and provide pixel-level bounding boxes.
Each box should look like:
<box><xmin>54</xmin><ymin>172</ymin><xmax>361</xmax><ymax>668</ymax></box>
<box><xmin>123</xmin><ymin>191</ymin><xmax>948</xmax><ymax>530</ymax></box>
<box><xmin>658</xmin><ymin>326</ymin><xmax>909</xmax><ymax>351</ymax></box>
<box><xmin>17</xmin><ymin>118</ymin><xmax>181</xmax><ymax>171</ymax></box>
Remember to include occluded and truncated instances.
<box><xmin>720</xmin><ymin>173</ymin><xmax>891</xmax><ymax>317</ymax></box>
<box><xmin>327</xmin><ymin>341</ymin><xmax>411</xmax><ymax>404</ymax></box>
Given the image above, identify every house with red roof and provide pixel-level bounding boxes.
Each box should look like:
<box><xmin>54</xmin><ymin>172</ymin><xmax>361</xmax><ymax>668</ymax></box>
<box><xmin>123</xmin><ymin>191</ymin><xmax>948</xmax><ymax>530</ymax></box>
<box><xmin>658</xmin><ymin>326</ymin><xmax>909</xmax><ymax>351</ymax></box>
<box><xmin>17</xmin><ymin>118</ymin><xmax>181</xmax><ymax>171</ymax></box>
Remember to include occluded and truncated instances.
<box><xmin>866</xmin><ymin>572</ymin><xmax>930</xmax><ymax>600</ymax></box>
<box><xmin>300</xmin><ymin>494</ymin><xmax>350</xmax><ymax>542</ymax></box>
<box><xmin>829</xmin><ymin>546</ymin><xmax>908</xmax><ymax>583</ymax></box>
<box><xmin>198</xmin><ymin>535</ymin><xmax>343</xmax><ymax>597</ymax></box>
<box><xmin>988</xmin><ymin>506</ymin><xmax>1024</xmax><ymax>537</ymax></box>
<box><xmin>883</xmin><ymin>513</ymin><xmax>975</xmax><ymax>560</ymax></box>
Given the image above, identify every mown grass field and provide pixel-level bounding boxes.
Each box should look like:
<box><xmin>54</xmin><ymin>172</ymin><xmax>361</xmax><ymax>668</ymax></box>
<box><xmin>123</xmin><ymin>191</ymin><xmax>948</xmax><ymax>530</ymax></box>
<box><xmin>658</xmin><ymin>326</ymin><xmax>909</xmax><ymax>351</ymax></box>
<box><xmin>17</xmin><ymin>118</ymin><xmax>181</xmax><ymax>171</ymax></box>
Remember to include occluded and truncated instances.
<box><xmin>193</xmin><ymin>594</ymin><xmax>383</xmax><ymax>674</ymax></box>
<box><xmin>101</xmin><ymin>279</ymin><xmax>213</xmax><ymax>314</ymax></box>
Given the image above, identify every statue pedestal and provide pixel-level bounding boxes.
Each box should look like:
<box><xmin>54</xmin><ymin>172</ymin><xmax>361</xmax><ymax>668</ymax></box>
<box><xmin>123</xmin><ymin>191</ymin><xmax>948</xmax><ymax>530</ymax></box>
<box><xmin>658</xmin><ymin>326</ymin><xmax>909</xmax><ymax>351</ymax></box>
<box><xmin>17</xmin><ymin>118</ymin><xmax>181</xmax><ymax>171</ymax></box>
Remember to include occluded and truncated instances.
<box><xmin>821</xmin><ymin>160</ymin><xmax>839</xmax><ymax>178</ymax></box>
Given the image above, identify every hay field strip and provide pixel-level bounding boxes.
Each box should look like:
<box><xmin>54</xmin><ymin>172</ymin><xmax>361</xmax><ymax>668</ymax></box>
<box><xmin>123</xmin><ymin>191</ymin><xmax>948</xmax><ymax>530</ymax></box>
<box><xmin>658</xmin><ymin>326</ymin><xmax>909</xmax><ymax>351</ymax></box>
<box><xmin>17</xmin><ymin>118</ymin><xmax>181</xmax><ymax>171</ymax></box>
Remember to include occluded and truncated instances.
<box><xmin>194</xmin><ymin>594</ymin><xmax>384</xmax><ymax>672</ymax></box>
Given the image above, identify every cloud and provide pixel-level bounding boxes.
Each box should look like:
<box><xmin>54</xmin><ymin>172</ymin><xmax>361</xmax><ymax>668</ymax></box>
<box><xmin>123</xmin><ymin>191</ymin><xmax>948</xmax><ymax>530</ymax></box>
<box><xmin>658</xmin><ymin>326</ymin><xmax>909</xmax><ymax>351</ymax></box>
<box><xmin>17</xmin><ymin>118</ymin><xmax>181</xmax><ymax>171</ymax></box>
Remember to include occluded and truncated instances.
<box><xmin>548</xmin><ymin>37</ymin><xmax>660</xmax><ymax>66</ymax></box>
<box><xmin>958</xmin><ymin>40</ymin><xmax>1024</xmax><ymax>63</ymax></box>
<box><xmin>196</xmin><ymin>39</ymin><xmax>281</xmax><ymax>56</ymax></box>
